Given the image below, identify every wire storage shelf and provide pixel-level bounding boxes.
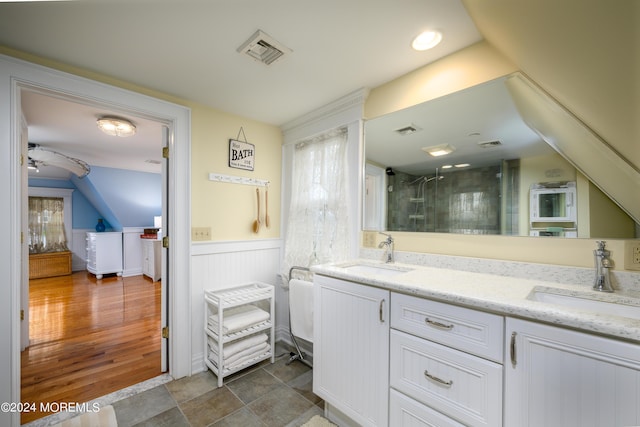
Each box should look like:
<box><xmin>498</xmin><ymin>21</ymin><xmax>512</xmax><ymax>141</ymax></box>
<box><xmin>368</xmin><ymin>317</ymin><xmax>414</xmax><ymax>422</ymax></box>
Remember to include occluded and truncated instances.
<box><xmin>204</xmin><ymin>282</ymin><xmax>275</xmax><ymax>387</ymax></box>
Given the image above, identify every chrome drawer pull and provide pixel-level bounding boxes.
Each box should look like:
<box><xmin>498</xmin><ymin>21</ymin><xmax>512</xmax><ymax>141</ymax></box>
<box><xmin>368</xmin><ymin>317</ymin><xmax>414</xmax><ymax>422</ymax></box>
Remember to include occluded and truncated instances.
<box><xmin>424</xmin><ymin>370</ymin><xmax>453</xmax><ymax>387</ymax></box>
<box><xmin>510</xmin><ymin>331</ymin><xmax>517</xmax><ymax>367</ymax></box>
<box><xmin>425</xmin><ymin>318</ymin><xmax>454</xmax><ymax>330</ymax></box>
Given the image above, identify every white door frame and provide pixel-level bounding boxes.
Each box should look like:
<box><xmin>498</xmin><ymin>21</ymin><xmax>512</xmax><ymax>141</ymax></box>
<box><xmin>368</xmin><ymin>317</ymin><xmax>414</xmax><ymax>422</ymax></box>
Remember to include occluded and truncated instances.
<box><xmin>0</xmin><ymin>54</ymin><xmax>192</xmax><ymax>427</ymax></box>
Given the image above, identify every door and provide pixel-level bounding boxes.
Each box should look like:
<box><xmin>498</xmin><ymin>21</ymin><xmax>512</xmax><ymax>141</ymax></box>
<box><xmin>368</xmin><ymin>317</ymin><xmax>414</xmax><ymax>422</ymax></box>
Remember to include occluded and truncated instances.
<box><xmin>20</xmin><ymin>111</ymin><xmax>29</xmax><ymax>351</ymax></box>
<box><xmin>160</xmin><ymin>125</ymin><xmax>169</xmax><ymax>372</ymax></box>
<box><xmin>505</xmin><ymin>318</ymin><xmax>640</xmax><ymax>426</ymax></box>
<box><xmin>313</xmin><ymin>275</ymin><xmax>390</xmax><ymax>427</ymax></box>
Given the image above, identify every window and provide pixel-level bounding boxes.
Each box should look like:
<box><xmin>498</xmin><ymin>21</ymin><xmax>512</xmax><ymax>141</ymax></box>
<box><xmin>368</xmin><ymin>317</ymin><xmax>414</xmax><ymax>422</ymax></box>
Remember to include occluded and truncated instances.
<box><xmin>282</xmin><ymin>127</ymin><xmax>350</xmax><ymax>276</ymax></box>
<box><xmin>28</xmin><ymin>196</ymin><xmax>69</xmax><ymax>253</ymax></box>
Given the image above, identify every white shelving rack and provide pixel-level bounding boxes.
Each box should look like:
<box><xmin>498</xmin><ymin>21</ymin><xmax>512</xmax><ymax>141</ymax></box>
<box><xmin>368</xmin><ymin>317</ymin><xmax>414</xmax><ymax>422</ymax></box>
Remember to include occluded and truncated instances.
<box><xmin>204</xmin><ymin>282</ymin><xmax>275</xmax><ymax>387</ymax></box>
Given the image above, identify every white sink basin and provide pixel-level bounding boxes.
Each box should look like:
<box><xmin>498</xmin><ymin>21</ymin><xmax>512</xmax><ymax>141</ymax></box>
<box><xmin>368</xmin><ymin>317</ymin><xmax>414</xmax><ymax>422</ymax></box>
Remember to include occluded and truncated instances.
<box><xmin>528</xmin><ymin>287</ymin><xmax>640</xmax><ymax>320</ymax></box>
<box><xmin>339</xmin><ymin>263</ymin><xmax>413</xmax><ymax>277</ymax></box>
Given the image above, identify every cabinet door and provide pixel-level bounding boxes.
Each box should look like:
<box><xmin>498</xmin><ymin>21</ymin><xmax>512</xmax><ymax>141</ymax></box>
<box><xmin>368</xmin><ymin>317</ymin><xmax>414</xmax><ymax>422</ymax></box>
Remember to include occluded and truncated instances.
<box><xmin>505</xmin><ymin>318</ymin><xmax>640</xmax><ymax>427</ymax></box>
<box><xmin>313</xmin><ymin>275</ymin><xmax>390</xmax><ymax>427</ymax></box>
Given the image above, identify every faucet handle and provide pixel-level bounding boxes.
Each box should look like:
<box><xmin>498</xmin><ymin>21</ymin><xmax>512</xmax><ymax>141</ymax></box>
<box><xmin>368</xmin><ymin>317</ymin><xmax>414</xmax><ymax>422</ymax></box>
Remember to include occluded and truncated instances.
<box><xmin>378</xmin><ymin>232</ymin><xmax>393</xmax><ymax>242</ymax></box>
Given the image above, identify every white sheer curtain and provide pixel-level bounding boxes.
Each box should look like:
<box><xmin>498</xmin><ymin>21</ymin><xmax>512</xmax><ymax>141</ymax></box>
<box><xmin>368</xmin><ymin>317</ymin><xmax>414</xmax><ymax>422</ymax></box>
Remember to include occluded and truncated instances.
<box><xmin>282</xmin><ymin>127</ymin><xmax>350</xmax><ymax>278</ymax></box>
<box><xmin>28</xmin><ymin>196</ymin><xmax>69</xmax><ymax>253</ymax></box>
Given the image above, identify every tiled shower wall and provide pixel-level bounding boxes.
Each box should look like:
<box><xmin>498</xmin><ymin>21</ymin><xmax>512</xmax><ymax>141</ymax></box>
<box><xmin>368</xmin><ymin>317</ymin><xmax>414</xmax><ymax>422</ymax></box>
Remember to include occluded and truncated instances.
<box><xmin>387</xmin><ymin>164</ymin><xmax>519</xmax><ymax>234</ymax></box>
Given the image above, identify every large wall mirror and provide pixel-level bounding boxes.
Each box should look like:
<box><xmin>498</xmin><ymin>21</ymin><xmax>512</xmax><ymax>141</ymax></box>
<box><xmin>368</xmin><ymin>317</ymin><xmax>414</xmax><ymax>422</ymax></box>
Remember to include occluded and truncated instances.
<box><xmin>363</xmin><ymin>73</ymin><xmax>638</xmax><ymax>239</ymax></box>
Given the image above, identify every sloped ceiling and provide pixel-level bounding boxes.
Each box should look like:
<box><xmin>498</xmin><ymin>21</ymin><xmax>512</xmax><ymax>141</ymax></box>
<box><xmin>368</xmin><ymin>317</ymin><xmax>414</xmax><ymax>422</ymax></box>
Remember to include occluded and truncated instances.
<box><xmin>462</xmin><ymin>0</ymin><xmax>639</xmax><ymax>170</ymax></box>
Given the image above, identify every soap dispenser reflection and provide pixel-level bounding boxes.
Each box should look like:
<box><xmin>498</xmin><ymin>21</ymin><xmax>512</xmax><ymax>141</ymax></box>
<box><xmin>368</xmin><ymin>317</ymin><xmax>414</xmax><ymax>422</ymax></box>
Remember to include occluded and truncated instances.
<box><xmin>593</xmin><ymin>241</ymin><xmax>614</xmax><ymax>292</ymax></box>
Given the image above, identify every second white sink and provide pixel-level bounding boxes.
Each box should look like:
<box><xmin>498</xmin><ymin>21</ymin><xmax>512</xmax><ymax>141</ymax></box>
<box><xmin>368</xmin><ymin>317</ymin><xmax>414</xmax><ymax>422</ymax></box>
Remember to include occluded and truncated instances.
<box><xmin>528</xmin><ymin>287</ymin><xmax>640</xmax><ymax>320</ymax></box>
<box><xmin>339</xmin><ymin>263</ymin><xmax>413</xmax><ymax>277</ymax></box>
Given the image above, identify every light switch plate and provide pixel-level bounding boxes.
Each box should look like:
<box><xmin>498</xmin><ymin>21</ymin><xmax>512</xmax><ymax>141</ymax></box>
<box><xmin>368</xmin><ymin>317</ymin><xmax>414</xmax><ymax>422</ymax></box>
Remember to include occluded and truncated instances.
<box><xmin>362</xmin><ymin>231</ymin><xmax>376</xmax><ymax>248</ymax></box>
<box><xmin>191</xmin><ymin>227</ymin><xmax>211</xmax><ymax>241</ymax></box>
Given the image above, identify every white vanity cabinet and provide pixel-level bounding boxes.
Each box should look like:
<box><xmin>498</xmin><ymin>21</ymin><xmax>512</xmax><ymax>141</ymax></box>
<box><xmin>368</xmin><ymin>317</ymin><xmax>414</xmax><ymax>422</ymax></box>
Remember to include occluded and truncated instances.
<box><xmin>505</xmin><ymin>317</ymin><xmax>640</xmax><ymax>427</ymax></box>
<box><xmin>313</xmin><ymin>275</ymin><xmax>390</xmax><ymax>427</ymax></box>
<box><xmin>390</xmin><ymin>293</ymin><xmax>504</xmax><ymax>427</ymax></box>
<box><xmin>86</xmin><ymin>232</ymin><xmax>123</xmax><ymax>279</ymax></box>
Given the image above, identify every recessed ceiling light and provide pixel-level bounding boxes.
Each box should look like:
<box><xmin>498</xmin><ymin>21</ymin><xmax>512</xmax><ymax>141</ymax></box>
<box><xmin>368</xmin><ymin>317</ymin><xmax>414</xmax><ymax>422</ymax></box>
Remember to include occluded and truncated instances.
<box><xmin>422</xmin><ymin>144</ymin><xmax>455</xmax><ymax>157</ymax></box>
<box><xmin>454</xmin><ymin>163</ymin><xmax>470</xmax><ymax>168</ymax></box>
<box><xmin>441</xmin><ymin>165</ymin><xmax>453</xmax><ymax>169</ymax></box>
<box><xmin>412</xmin><ymin>30</ymin><xmax>442</xmax><ymax>51</ymax></box>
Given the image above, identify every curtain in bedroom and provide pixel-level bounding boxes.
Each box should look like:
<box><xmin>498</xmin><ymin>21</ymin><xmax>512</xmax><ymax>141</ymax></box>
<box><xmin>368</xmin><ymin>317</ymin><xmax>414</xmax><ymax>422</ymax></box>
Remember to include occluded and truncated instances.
<box><xmin>282</xmin><ymin>126</ymin><xmax>350</xmax><ymax>278</ymax></box>
<box><xmin>28</xmin><ymin>196</ymin><xmax>69</xmax><ymax>253</ymax></box>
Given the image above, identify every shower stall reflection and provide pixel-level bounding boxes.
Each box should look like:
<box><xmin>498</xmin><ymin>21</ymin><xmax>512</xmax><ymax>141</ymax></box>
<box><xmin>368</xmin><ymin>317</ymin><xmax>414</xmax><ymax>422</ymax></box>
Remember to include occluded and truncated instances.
<box><xmin>386</xmin><ymin>165</ymin><xmax>511</xmax><ymax>234</ymax></box>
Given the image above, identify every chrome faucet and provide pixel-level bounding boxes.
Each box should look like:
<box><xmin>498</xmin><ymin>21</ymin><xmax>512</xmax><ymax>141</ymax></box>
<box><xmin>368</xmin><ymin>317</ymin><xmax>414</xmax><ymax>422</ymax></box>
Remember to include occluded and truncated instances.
<box><xmin>593</xmin><ymin>241</ymin><xmax>614</xmax><ymax>292</ymax></box>
<box><xmin>378</xmin><ymin>232</ymin><xmax>394</xmax><ymax>263</ymax></box>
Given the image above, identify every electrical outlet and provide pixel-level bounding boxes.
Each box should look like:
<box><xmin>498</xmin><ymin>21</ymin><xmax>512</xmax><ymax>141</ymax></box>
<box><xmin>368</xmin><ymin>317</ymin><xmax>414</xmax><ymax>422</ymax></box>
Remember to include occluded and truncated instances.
<box><xmin>363</xmin><ymin>231</ymin><xmax>376</xmax><ymax>248</ymax></box>
<box><xmin>191</xmin><ymin>227</ymin><xmax>211</xmax><ymax>241</ymax></box>
<box><xmin>624</xmin><ymin>240</ymin><xmax>640</xmax><ymax>271</ymax></box>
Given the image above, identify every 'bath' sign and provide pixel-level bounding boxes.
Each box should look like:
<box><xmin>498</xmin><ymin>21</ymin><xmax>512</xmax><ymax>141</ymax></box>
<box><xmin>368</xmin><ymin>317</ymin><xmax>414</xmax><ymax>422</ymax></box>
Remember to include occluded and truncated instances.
<box><xmin>228</xmin><ymin>139</ymin><xmax>255</xmax><ymax>171</ymax></box>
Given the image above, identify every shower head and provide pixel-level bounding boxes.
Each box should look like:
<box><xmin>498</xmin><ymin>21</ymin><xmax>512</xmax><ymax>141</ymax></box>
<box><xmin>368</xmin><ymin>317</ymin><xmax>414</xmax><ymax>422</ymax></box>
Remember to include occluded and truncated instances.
<box><xmin>385</xmin><ymin>167</ymin><xmax>395</xmax><ymax>176</ymax></box>
<box><xmin>407</xmin><ymin>175</ymin><xmax>444</xmax><ymax>185</ymax></box>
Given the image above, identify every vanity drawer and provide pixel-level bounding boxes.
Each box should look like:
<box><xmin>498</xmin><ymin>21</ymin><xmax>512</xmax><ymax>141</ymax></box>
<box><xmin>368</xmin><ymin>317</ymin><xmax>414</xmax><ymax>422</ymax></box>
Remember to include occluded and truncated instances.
<box><xmin>391</xmin><ymin>293</ymin><xmax>504</xmax><ymax>362</ymax></box>
<box><xmin>390</xmin><ymin>388</ymin><xmax>465</xmax><ymax>427</ymax></box>
<box><xmin>390</xmin><ymin>330</ymin><xmax>503</xmax><ymax>427</ymax></box>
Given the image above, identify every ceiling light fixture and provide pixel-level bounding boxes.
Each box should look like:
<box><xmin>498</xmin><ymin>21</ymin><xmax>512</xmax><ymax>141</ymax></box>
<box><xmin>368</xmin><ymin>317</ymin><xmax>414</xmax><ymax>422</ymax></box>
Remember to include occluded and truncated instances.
<box><xmin>97</xmin><ymin>116</ymin><xmax>137</xmax><ymax>137</ymax></box>
<box><xmin>422</xmin><ymin>144</ymin><xmax>455</xmax><ymax>157</ymax></box>
<box><xmin>454</xmin><ymin>163</ymin><xmax>470</xmax><ymax>168</ymax></box>
<box><xmin>412</xmin><ymin>30</ymin><xmax>442</xmax><ymax>51</ymax></box>
<box><xmin>28</xmin><ymin>144</ymin><xmax>90</xmax><ymax>177</ymax></box>
<box><xmin>27</xmin><ymin>158</ymin><xmax>39</xmax><ymax>173</ymax></box>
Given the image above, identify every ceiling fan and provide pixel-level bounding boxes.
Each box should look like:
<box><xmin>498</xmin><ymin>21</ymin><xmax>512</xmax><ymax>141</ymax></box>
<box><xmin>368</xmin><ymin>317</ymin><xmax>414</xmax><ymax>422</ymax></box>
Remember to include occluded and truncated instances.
<box><xmin>27</xmin><ymin>143</ymin><xmax>91</xmax><ymax>178</ymax></box>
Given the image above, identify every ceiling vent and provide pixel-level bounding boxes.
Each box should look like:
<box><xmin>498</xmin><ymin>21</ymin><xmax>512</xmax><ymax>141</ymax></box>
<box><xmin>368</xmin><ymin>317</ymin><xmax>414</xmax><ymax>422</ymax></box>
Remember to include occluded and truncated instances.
<box><xmin>477</xmin><ymin>140</ymin><xmax>502</xmax><ymax>148</ymax></box>
<box><xmin>394</xmin><ymin>124</ymin><xmax>422</xmax><ymax>136</ymax></box>
<box><xmin>237</xmin><ymin>30</ymin><xmax>292</xmax><ymax>66</ymax></box>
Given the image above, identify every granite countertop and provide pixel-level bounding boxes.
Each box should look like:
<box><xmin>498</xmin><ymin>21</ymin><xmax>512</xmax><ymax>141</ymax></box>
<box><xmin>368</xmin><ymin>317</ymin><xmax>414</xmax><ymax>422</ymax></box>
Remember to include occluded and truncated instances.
<box><xmin>311</xmin><ymin>259</ymin><xmax>640</xmax><ymax>344</ymax></box>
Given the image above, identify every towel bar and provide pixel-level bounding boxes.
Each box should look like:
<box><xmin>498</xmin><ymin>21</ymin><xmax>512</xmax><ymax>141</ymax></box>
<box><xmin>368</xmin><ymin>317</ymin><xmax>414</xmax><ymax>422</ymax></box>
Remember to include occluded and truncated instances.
<box><xmin>287</xmin><ymin>265</ymin><xmax>313</xmax><ymax>367</ymax></box>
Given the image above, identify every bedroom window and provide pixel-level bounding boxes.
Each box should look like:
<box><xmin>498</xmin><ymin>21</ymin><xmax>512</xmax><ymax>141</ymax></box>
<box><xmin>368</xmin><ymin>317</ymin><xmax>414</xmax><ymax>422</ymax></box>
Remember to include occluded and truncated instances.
<box><xmin>28</xmin><ymin>196</ymin><xmax>69</xmax><ymax>254</ymax></box>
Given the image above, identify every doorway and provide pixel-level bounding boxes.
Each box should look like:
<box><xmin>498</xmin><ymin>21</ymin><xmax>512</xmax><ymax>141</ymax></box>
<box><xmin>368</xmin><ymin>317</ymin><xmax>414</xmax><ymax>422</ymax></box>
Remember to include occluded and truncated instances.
<box><xmin>19</xmin><ymin>86</ymin><xmax>167</xmax><ymax>423</ymax></box>
<box><xmin>1</xmin><ymin>55</ymin><xmax>192</xmax><ymax>427</ymax></box>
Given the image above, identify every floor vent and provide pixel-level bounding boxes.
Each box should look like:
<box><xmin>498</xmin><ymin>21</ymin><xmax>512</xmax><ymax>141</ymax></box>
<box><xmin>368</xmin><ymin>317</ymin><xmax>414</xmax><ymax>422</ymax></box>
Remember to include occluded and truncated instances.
<box><xmin>237</xmin><ymin>30</ymin><xmax>291</xmax><ymax>65</ymax></box>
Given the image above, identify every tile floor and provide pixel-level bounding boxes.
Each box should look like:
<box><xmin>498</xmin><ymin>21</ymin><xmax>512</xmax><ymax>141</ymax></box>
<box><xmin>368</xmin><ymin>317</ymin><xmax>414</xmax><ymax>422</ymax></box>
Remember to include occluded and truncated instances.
<box><xmin>112</xmin><ymin>344</ymin><xmax>322</xmax><ymax>427</ymax></box>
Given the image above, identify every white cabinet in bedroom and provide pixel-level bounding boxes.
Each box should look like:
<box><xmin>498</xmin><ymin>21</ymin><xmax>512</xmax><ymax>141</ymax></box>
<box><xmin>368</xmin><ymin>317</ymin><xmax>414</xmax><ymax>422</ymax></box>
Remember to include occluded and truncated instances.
<box><xmin>86</xmin><ymin>232</ymin><xmax>123</xmax><ymax>279</ymax></box>
<box><xmin>505</xmin><ymin>317</ymin><xmax>640</xmax><ymax>427</ymax></box>
<box><xmin>141</xmin><ymin>239</ymin><xmax>161</xmax><ymax>282</ymax></box>
<box><xmin>204</xmin><ymin>283</ymin><xmax>275</xmax><ymax>387</ymax></box>
<box><xmin>313</xmin><ymin>275</ymin><xmax>390</xmax><ymax>427</ymax></box>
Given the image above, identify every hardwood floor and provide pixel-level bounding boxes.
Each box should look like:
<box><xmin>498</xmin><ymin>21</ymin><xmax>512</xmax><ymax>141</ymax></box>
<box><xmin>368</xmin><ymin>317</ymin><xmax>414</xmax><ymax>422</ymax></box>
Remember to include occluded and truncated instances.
<box><xmin>21</xmin><ymin>271</ymin><xmax>161</xmax><ymax>424</ymax></box>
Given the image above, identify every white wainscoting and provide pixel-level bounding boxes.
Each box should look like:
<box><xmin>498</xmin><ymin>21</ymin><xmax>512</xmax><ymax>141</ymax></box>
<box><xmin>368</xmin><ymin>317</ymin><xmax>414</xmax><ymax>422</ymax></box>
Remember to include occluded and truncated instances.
<box><xmin>191</xmin><ymin>238</ymin><xmax>294</xmax><ymax>373</ymax></box>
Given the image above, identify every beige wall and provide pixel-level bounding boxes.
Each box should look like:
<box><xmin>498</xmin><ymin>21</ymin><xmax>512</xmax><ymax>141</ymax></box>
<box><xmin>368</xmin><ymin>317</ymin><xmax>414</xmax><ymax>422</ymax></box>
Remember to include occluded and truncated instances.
<box><xmin>364</xmin><ymin>41</ymin><xmax>636</xmax><ymax>270</ymax></box>
<box><xmin>190</xmin><ymin>106</ymin><xmax>281</xmax><ymax>240</ymax></box>
<box><xmin>1</xmin><ymin>46</ymin><xmax>283</xmax><ymax>242</ymax></box>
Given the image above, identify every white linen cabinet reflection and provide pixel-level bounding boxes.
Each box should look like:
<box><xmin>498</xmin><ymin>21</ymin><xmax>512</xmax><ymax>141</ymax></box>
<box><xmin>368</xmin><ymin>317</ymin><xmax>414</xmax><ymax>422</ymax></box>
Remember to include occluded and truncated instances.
<box><xmin>204</xmin><ymin>283</ymin><xmax>275</xmax><ymax>387</ymax></box>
